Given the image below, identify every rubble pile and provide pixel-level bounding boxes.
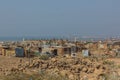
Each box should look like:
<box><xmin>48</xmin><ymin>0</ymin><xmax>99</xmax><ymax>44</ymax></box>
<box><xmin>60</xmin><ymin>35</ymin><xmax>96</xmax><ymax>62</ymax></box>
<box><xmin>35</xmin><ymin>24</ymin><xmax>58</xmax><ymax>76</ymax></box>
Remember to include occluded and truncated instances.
<box><xmin>1</xmin><ymin>56</ymin><xmax>119</xmax><ymax>80</ymax></box>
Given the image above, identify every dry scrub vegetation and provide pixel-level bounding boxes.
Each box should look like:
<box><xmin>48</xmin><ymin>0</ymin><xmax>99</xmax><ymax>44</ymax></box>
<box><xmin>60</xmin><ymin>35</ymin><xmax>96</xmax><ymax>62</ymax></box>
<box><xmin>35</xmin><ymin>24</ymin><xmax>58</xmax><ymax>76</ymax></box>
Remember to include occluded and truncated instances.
<box><xmin>0</xmin><ymin>56</ymin><xmax>120</xmax><ymax>80</ymax></box>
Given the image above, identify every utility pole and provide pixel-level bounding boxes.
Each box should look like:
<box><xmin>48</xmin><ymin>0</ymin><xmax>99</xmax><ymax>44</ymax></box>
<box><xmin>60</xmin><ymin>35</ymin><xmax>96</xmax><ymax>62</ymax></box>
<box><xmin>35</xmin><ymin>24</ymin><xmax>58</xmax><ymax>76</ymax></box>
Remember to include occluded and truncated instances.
<box><xmin>75</xmin><ymin>37</ymin><xmax>77</xmax><ymax>53</ymax></box>
<box><xmin>28</xmin><ymin>48</ymin><xmax>31</xmax><ymax>65</ymax></box>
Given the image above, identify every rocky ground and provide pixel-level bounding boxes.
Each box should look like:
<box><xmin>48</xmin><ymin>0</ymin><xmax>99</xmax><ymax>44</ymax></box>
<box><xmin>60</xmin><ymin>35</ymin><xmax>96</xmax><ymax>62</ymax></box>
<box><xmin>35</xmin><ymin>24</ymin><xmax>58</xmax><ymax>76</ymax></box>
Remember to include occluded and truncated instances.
<box><xmin>0</xmin><ymin>55</ymin><xmax>120</xmax><ymax>80</ymax></box>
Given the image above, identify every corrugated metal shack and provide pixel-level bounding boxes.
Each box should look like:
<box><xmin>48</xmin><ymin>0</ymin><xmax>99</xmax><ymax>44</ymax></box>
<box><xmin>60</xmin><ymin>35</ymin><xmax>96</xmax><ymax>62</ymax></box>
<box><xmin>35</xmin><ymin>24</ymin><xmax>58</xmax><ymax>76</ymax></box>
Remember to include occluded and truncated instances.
<box><xmin>55</xmin><ymin>47</ymin><xmax>71</xmax><ymax>56</ymax></box>
<box><xmin>15</xmin><ymin>47</ymin><xmax>25</xmax><ymax>57</ymax></box>
<box><xmin>1</xmin><ymin>44</ymin><xmax>15</xmax><ymax>56</ymax></box>
<box><xmin>82</xmin><ymin>49</ymin><xmax>89</xmax><ymax>57</ymax></box>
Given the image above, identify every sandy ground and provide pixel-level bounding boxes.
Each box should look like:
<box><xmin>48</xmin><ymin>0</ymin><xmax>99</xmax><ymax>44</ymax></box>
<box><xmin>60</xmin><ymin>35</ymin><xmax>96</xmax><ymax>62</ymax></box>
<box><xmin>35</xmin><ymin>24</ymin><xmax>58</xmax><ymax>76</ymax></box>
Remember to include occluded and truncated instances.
<box><xmin>0</xmin><ymin>56</ymin><xmax>29</xmax><ymax>71</ymax></box>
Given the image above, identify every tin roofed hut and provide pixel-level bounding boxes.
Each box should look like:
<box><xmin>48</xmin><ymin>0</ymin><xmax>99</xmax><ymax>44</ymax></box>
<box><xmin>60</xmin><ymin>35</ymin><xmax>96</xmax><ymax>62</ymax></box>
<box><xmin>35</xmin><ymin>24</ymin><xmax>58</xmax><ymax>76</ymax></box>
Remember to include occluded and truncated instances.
<box><xmin>1</xmin><ymin>44</ymin><xmax>15</xmax><ymax>56</ymax></box>
<box><xmin>82</xmin><ymin>48</ymin><xmax>90</xmax><ymax>57</ymax></box>
<box><xmin>116</xmin><ymin>49</ymin><xmax>120</xmax><ymax>57</ymax></box>
<box><xmin>113</xmin><ymin>41</ymin><xmax>120</xmax><ymax>49</ymax></box>
<box><xmin>56</xmin><ymin>47</ymin><xmax>71</xmax><ymax>56</ymax></box>
<box><xmin>15</xmin><ymin>47</ymin><xmax>25</xmax><ymax>57</ymax></box>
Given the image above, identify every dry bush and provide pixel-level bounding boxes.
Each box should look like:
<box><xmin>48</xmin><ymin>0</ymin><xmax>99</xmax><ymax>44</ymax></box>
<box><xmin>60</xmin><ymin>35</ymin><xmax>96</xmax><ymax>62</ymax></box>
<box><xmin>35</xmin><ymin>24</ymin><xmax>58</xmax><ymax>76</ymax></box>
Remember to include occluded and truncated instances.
<box><xmin>39</xmin><ymin>54</ymin><xmax>49</xmax><ymax>60</ymax></box>
<box><xmin>98</xmin><ymin>72</ymin><xmax>120</xmax><ymax>80</ymax></box>
<box><xmin>103</xmin><ymin>60</ymin><xmax>114</xmax><ymax>65</ymax></box>
<box><xmin>1</xmin><ymin>71</ymin><xmax>69</xmax><ymax>80</ymax></box>
<box><xmin>118</xmin><ymin>65</ymin><xmax>120</xmax><ymax>69</ymax></box>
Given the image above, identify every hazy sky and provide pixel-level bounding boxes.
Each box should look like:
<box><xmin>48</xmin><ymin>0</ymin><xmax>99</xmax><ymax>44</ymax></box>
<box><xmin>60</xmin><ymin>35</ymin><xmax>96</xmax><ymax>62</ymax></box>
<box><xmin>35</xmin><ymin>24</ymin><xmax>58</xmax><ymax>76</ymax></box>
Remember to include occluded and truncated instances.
<box><xmin>0</xmin><ymin>0</ymin><xmax>119</xmax><ymax>37</ymax></box>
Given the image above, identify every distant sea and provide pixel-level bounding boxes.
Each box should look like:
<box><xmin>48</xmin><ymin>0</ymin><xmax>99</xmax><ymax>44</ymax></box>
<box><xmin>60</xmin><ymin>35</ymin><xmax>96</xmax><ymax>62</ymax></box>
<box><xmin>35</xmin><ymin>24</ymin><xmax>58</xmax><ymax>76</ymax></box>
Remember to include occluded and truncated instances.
<box><xmin>0</xmin><ymin>36</ymin><xmax>65</xmax><ymax>41</ymax></box>
<box><xmin>0</xmin><ymin>36</ymin><xmax>105</xmax><ymax>42</ymax></box>
<box><xmin>0</xmin><ymin>37</ymin><xmax>23</xmax><ymax>41</ymax></box>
